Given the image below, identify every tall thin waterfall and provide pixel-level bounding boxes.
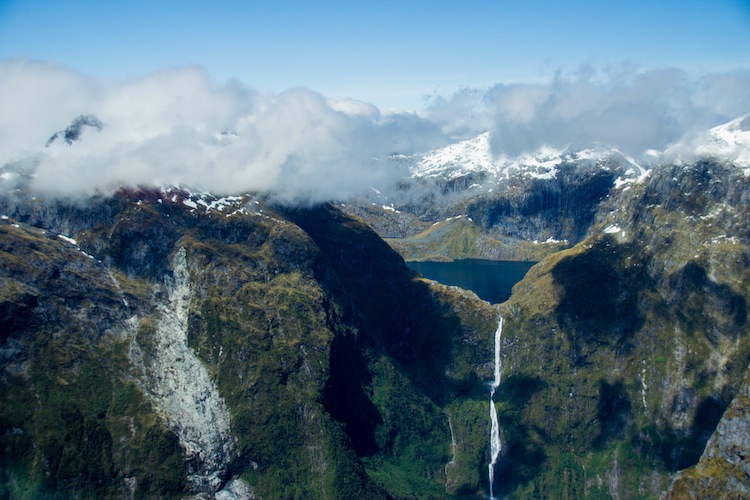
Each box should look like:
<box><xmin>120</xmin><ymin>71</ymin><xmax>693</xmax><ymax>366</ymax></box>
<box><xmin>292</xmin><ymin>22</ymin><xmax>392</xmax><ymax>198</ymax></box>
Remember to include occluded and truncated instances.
<box><xmin>488</xmin><ymin>315</ymin><xmax>503</xmax><ymax>499</ymax></box>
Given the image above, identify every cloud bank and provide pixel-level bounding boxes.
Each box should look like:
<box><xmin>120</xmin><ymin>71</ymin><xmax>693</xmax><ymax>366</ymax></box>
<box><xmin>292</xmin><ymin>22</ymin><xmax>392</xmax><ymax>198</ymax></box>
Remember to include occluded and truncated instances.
<box><xmin>480</xmin><ymin>66</ymin><xmax>750</xmax><ymax>157</ymax></box>
<box><xmin>1</xmin><ymin>60</ymin><xmax>749</xmax><ymax>201</ymax></box>
<box><xmin>0</xmin><ymin>60</ymin><xmax>446</xmax><ymax>201</ymax></box>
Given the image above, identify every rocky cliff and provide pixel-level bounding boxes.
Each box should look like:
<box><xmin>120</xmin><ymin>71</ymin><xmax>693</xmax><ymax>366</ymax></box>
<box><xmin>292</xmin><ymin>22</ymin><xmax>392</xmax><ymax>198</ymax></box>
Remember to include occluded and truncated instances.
<box><xmin>665</xmin><ymin>367</ymin><xmax>750</xmax><ymax>498</ymax></box>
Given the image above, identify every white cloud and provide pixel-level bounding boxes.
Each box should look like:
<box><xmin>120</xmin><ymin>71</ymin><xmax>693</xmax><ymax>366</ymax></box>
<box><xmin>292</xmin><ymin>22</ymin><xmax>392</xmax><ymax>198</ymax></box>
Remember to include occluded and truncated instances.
<box><xmin>483</xmin><ymin>66</ymin><xmax>750</xmax><ymax>157</ymax></box>
<box><xmin>1</xmin><ymin>61</ymin><xmax>748</xmax><ymax>202</ymax></box>
<box><xmin>0</xmin><ymin>60</ymin><xmax>447</xmax><ymax>202</ymax></box>
<box><xmin>421</xmin><ymin>87</ymin><xmax>494</xmax><ymax>140</ymax></box>
<box><xmin>0</xmin><ymin>59</ymin><xmax>101</xmax><ymax>162</ymax></box>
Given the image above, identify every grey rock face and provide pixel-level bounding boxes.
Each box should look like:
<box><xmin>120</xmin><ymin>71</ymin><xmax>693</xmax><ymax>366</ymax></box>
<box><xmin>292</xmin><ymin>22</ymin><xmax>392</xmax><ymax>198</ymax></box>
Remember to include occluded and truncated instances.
<box><xmin>130</xmin><ymin>247</ymin><xmax>239</xmax><ymax>494</ymax></box>
<box><xmin>46</xmin><ymin>114</ymin><xmax>103</xmax><ymax>146</ymax></box>
<box><xmin>664</xmin><ymin>370</ymin><xmax>750</xmax><ymax>498</ymax></box>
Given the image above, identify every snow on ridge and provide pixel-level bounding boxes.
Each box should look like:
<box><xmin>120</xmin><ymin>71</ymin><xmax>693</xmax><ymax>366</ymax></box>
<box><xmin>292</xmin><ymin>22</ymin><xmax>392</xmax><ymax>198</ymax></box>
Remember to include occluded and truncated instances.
<box><xmin>155</xmin><ymin>187</ymin><xmax>253</xmax><ymax>216</ymax></box>
<box><xmin>412</xmin><ymin>114</ymin><xmax>749</xmax><ymax>186</ymax></box>
<box><xmin>182</xmin><ymin>198</ymin><xmax>199</xmax><ymax>209</ymax></box>
<box><xmin>665</xmin><ymin>114</ymin><xmax>750</xmax><ymax>173</ymax></box>
<box><xmin>57</xmin><ymin>234</ymin><xmax>77</xmax><ymax>245</ymax></box>
<box><xmin>412</xmin><ymin>132</ymin><xmax>494</xmax><ymax>179</ymax></box>
<box><xmin>698</xmin><ymin>115</ymin><xmax>750</xmax><ymax>171</ymax></box>
<box><xmin>409</xmin><ymin>132</ymin><xmax>641</xmax><ymax>183</ymax></box>
<box><xmin>54</xmin><ymin>232</ymin><xmax>97</xmax><ymax>260</ymax></box>
<box><xmin>533</xmin><ymin>236</ymin><xmax>567</xmax><ymax>245</ymax></box>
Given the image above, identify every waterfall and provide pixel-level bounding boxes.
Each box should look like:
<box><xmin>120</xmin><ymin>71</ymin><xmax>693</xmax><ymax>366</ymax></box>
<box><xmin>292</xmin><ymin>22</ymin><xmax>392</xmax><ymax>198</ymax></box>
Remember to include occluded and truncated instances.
<box><xmin>492</xmin><ymin>316</ymin><xmax>503</xmax><ymax>390</ymax></box>
<box><xmin>444</xmin><ymin>413</ymin><xmax>457</xmax><ymax>488</ymax></box>
<box><xmin>488</xmin><ymin>315</ymin><xmax>503</xmax><ymax>499</ymax></box>
<box><xmin>106</xmin><ymin>268</ymin><xmax>129</xmax><ymax>307</ymax></box>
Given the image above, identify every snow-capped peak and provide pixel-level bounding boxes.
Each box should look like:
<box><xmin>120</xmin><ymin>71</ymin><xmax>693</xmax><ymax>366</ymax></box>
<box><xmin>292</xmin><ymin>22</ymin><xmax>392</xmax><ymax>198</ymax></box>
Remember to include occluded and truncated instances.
<box><xmin>413</xmin><ymin>132</ymin><xmax>494</xmax><ymax>178</ymax></box>
<box><xmin>409</xmin><ymin>132</ymin><xmax>641</xmax><ymax>183</ymax></box>
<box><xmin>660</xmin><ymin>114</ymin><xmax>750</xmax><ymax>175</ymax></box>
<box><xmin>695</xmin><ymin>115</ymin><xmax>750</xmax><ymax>170</ymax></box>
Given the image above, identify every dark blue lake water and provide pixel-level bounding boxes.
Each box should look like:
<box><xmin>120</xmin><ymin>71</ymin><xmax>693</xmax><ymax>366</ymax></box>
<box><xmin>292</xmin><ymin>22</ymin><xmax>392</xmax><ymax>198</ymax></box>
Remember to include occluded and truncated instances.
<box><xmin>406</xmin><ymin>259</ymin><xmax>536</xmax><ymax>304</ymax></box>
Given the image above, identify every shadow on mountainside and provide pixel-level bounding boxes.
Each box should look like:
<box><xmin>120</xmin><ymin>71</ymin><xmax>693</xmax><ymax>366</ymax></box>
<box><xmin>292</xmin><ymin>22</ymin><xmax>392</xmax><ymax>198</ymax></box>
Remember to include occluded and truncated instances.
<box><xmin>551</xmin><ymin>237</ymin><xmax>648</xmax><ymax>362</ymax></box>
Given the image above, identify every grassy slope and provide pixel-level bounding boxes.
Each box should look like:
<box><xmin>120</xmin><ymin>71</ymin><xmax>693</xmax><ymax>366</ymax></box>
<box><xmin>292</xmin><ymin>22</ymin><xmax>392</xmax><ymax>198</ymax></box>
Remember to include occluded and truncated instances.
<box><xmin>386</xmin><ymin>216</ymin><xmax>568</xmax><ymax>262</ymax></box>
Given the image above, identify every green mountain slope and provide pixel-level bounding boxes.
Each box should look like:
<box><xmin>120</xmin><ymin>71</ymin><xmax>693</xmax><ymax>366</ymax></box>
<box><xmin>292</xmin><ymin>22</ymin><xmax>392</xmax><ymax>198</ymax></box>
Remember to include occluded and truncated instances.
<box><xmin>0</xmin><ymin>190</ymin><xmax>499</xmax><ymax>498</ymax></box>
<box><xmin>493</xmin><ymin>159</ymin><xmax>750</xmax><ymax>498</ymax></box>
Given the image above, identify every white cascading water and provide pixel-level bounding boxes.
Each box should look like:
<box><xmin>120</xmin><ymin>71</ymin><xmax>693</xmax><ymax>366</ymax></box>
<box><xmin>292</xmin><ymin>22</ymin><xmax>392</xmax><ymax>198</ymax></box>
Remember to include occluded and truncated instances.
<box><xmin>445</xmin><ymin>413</ymin><xmax>457</xmax><ymax>483</ymax></box>
<box><xmin>488</xmin><ymin>315</ymin><xmax>503</xmax><ymax>499</ymax></box>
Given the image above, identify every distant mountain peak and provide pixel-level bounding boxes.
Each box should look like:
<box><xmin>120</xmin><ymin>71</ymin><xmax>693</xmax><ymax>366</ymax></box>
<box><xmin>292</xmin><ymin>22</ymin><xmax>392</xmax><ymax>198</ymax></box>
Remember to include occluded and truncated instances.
<box><xmin>659</xmin><ymin>114</ymin><xmax>750</xmax><ymax>173</ymax></box>
<box><xmin>410</xmin><ymin>131</ymin><xmax>642</xmax><ymax>183</ymax></box>
<box><xmin>411</xmin><ymin>132</ymin><xmax>494</xmax><ymax>179</ymax></box>
<box><xmin>46</xmin><ymin>114</ymin><xmax>103</xmax><ymax>147</ymax></box>
<box><xmin>697</xmin><ymin>114</ymin><xmax>750</xmax><ymax>169</ymax></box>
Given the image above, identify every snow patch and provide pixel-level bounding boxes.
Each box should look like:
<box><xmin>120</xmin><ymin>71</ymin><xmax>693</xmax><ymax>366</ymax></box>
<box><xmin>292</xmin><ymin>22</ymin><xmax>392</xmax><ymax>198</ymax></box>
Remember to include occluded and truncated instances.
<box><xmin>57</xmin><ymin>234</ymin><xmax>77</xmax><ymax>245</ymax></box>
<box><xmin>533</xmin><ymin>237</ymin><xmax>568</xmax><ymax>245</ymax></box>
<box><xmin>614</xmin><ymin>176</ymin><xmax>630</xmax><ymax>189</ymax></box>
<box><xmin>409</xmin><ymin>131</ymin><xmax>645</xmax><ymax>189</ymax></box>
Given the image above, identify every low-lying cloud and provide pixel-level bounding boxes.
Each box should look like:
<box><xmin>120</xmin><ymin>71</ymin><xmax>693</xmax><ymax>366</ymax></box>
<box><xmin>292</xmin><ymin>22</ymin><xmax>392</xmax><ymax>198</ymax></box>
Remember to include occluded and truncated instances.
<box><xmin>0</xmin><ymin>60</ymin><xmax>446</xmax><ymax>201</ymax></box>
<box><xmin>481</xmin><ymin>66</ymin><xmax>750</xmax><ymax>157</ymax></box>
<box><xmin>1</xmin><ymin>60</ymin><xmax>748</xmax><ymax>201</ymax></box>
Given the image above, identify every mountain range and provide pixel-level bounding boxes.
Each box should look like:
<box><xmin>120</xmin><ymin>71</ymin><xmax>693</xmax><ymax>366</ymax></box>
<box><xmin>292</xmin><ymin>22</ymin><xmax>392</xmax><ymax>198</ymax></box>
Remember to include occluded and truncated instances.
<box><xmin>0</xmin><ymin>115</ymin><xmax>749</xmax><ymax>498</ymax></box>
<box><xmin>344</xmin><ymin>115</ymin><xmax>750</xmax><ymax>261</ymax></box>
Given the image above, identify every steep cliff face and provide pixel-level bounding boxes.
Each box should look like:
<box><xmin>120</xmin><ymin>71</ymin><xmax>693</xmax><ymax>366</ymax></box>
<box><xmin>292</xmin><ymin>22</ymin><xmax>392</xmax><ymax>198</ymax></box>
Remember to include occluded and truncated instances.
<box><xmin>0</xmin><ymin>189</ymin><xmax>500</xmax><ymax>498</ymax></box>
<box><xmin>493</xmin><ymin>158</ymin><xmax>750</xmax><ymax>498</ymax></box>
<box><xmin>466</xmin><ymin>164</ymin><xmax>619</xmax><ymax>243</ymax></box>
<box><xmin>665</xmin><ymin>368</ymin><xmax>750</xmax><ymax>499</ymax></box>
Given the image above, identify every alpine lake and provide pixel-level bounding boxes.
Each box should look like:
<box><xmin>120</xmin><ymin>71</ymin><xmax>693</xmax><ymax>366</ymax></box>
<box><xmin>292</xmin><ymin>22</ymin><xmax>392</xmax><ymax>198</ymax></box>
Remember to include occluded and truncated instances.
<box><xmin>406</xmin><ymin>259</ymin><xmax>536</xmax><ymax>304</ymax></box>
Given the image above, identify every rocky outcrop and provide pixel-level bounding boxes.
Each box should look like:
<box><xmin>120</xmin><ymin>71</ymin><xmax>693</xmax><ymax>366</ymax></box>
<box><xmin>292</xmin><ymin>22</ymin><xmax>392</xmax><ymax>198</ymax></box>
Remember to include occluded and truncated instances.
<box><xmin>665</xmin><ymin>367</ymin><xmax>750</xmax><ymax>498</ymax></box>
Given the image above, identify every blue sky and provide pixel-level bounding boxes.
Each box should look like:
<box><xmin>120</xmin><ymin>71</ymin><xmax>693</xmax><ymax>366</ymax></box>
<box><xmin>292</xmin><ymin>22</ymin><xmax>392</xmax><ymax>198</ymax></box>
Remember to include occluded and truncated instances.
<box><xmin>1</xmin><ymin>0</ymin><xmax>749</xmax><ymax>109</ymax></box>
